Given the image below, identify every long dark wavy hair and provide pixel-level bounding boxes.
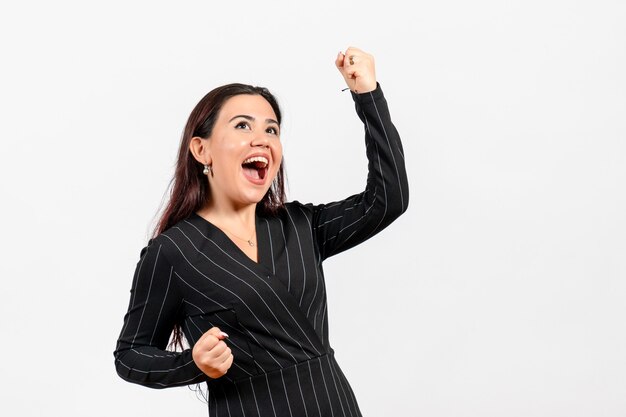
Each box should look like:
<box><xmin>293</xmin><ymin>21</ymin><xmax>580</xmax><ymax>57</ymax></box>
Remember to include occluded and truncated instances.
<box><xmin>152</xmin><ymin>83</ymin><xmax>287</xmax><ymax>350</ymax></box>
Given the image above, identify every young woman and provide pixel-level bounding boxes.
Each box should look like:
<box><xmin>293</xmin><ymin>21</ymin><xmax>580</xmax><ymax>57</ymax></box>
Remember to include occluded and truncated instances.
<box><xmin>114</xmin><ymin>46</ymin><xmax>409</xmax><ymax>416</ymax></box>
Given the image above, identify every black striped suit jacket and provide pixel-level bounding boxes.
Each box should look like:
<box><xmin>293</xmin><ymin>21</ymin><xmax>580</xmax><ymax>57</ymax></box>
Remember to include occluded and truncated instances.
<box><xmin>114</xmin><ymin>83</ymin><xmax>409</xmax><ymax>416</ymax></box>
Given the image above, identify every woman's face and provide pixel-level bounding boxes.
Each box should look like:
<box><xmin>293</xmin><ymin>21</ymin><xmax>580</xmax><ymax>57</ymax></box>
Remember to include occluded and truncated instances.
<box><xmin>205</xmin><ymin>94</ymin><xmax>283</xmax><ymax>209</ymax></box>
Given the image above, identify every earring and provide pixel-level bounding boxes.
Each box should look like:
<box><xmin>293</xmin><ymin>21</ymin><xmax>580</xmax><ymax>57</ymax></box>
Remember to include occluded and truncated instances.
<box><xmin>203</xmin><ymin>164</ymin><xmax>212</xmax><ymax>176</ymax></box>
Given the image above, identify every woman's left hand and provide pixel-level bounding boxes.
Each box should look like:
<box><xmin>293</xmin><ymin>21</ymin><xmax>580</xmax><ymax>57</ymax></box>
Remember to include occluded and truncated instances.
<box><xmin>335</xmin><ymin>47</ymin><xmax>377</xmax><ymax>94</ymax></box>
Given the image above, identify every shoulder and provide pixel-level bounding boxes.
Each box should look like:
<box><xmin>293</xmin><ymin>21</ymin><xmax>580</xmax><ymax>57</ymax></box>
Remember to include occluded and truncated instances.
<box><xmin>284</xmin><ymin>201</ymin><xmax>315</xmax><ymax>221</ymax></box>
<box><xmin>261</xmin><ymin>202</ymin><xmax>315</xmax><ymax>229</ymax></box>
<box><xmin>143</xmin><ymin>214</ymin><xmax>201</xmax><ymax>267</ymax></box>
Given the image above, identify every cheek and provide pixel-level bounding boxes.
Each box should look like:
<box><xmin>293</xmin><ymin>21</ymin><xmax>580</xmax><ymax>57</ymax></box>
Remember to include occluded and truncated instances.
<box><xmin>219</xmin><ymin>138</ymin><xmax>245</xmax><ymax>152</ymax></box>
<box><xmin>273</xmin><ymin>146</ymin><xmax>283</xmax><ymax>174</ymax></box>
<box><xmin>212</xmin><ymin>137</ymin><xmax>246</xmax><ymax>164</ymax></box>
<box><xmin>274</xmin><ymin>142</ymin><xmax>283</xmax><ymax>161</ymax></box>
<box><xmin>215</xmin><ymin>129</ymin><xmax>247</xmax><ymax>146</ymax></box>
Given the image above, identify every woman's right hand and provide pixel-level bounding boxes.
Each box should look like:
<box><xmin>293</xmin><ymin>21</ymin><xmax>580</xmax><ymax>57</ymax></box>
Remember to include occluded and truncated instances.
<box><xmin>192</xmin><ymin>327</ymin><xmax>233</xmax><ymax>378</ymax></box>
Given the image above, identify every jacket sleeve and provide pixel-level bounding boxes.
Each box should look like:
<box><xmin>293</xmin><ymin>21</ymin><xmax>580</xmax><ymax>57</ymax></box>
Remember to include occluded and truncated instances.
<box><xmin>308</xmin><ymin>83</ymin><xmax>409</xmax><ymax>261</ymax></box>
<box><xmin>113</xmin><ymin>237</ymin><xmax>207</xmax><ymax>388</ymax></box>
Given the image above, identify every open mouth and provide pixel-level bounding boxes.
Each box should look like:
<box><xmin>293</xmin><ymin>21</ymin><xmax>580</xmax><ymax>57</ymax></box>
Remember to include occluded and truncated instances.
<box><xmin>242</xmin><ymin>156</ymin><xmax>269</xmax><ymax>182</ymax></box>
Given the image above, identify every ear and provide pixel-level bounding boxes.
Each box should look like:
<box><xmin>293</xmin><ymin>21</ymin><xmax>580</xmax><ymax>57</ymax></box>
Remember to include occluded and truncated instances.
<box><xmin>189</xmin><ymin>136</ymin><xmax>212</xmax><ymax>165</ymax></box>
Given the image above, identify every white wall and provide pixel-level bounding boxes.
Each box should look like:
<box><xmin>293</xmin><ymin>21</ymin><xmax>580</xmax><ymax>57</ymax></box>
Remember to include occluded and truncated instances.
<box><xmin>1</xmin><ymin>0</ymin><xmax>625</xmax><ymax>416</ymax></box>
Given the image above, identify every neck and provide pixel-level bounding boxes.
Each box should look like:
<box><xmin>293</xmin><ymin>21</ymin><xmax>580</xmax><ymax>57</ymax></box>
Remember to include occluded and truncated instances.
<box><xmin>200</xmin><ymin>199</ymin><xmax>257</xmax><ymax>232</ymax></box>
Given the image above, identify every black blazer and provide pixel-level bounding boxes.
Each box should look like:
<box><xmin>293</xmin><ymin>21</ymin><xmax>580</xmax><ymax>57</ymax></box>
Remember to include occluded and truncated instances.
<box><xmin>114</xmin><ymin>84</ymin><xmax>409</xmax><ymax>417</ymax></box>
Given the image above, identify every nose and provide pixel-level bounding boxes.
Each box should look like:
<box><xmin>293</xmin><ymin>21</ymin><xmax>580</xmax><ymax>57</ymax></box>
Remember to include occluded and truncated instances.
<box><xmin>251</xmin><ymin>133</ymin><xmax>270</xmax><ymax>148</ymax></box>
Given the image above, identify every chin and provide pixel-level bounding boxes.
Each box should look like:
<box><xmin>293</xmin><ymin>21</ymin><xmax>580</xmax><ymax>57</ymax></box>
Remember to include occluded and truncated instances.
<box><xmin>239</xmin><ymin>191</ymin><xmax>270</xmax><ymax>207</ymax></box>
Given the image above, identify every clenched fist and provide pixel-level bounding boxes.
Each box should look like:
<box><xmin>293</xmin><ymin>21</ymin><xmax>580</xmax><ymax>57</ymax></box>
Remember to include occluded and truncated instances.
<box><xmin>192</xmin><ymin>327</ymin><xmax>233</xmax><ymax>379</ymax></box>
<box><xmin>335</xmin><ymin>47</ymin><xmax>377</xmax><ymax>94</ymax></box>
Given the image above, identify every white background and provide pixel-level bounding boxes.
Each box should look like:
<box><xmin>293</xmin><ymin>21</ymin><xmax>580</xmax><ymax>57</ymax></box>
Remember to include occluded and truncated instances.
<box><xmin>1</xmin><ymin>0</ymin><xmax>625</xmax><ymax>416</ymax></box>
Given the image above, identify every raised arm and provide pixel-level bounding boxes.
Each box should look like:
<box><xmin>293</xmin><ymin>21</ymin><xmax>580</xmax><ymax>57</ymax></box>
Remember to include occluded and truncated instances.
<box><xmin>113</xmin><ymin>237</ymin><xmax>207</xmax><ymax>388</ymax></box>
<box><xmin>308</xmin><ymin>47</ymin><xmax>409</xmax><ymax>260</ymax></box>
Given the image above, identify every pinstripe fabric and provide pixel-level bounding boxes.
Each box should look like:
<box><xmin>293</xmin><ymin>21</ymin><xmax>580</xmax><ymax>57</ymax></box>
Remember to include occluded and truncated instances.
<box><xmin>114</xmin><ymin>84</ymin><xmax>409</xmax><ymax>416</ymax></box>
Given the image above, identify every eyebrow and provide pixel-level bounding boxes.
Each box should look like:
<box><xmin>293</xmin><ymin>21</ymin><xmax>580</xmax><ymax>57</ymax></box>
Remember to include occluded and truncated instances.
<box><xmin>228</xmin><ymin>115</ymin><xmax>279</xmax><ymax>125</ymax></box>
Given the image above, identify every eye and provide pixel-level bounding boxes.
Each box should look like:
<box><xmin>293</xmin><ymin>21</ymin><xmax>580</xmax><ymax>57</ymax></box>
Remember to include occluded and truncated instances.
<box><xmin>266</xmin><ymin>126</ymin><xmax>279</xmax><ymax>135</ymax></box>
<box><xmin>235</xmin><ymin>121</ymin><xmax>251</xmax><ymax>130</ymax></box>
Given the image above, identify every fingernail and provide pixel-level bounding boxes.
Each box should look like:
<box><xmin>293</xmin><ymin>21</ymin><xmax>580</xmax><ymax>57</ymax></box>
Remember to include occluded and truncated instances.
<box><xmin>220</xmin><ymin>331</ymin><xmax>229</xmax><ymax>338</ymax></box>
